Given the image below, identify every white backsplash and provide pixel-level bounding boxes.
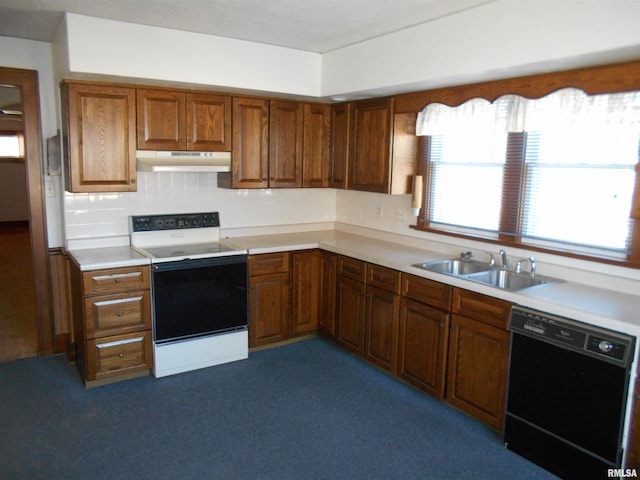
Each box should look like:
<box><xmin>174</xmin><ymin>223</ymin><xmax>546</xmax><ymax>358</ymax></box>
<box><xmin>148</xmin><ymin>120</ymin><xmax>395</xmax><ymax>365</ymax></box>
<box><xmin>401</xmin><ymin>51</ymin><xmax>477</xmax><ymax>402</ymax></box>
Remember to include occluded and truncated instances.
<box><xmin>64</xmin><ymin>172</ymin><xmax>336</xmax><ymax>248</ymax></box>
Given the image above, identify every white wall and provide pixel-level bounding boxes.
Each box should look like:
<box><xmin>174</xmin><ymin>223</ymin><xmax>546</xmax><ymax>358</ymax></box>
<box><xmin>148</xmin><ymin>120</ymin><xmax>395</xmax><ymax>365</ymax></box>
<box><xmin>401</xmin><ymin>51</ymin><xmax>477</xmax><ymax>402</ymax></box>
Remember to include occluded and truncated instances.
<box><xmin>322</xmin><ymin>0</ymin><xmax>640</xmax><ymax>97</ymax></box>
<box><xmin>0</xmin><ymin>36</ymin><xmax>64</xmax><ymax>246</ymax></box>
<box><xmin>60</xmin><ymin>14</ymin><xmax>321</xmax><ymax>97</ymax></box>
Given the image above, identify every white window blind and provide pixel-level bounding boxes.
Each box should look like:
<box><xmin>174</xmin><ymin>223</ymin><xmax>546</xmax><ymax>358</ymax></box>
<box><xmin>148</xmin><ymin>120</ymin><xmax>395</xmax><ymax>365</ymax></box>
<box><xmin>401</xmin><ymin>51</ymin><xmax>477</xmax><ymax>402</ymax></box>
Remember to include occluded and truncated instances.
<box><xmin>417</xmin><ymin>88</ymin><xmax>640</xmax><ymax>257</ymax></box>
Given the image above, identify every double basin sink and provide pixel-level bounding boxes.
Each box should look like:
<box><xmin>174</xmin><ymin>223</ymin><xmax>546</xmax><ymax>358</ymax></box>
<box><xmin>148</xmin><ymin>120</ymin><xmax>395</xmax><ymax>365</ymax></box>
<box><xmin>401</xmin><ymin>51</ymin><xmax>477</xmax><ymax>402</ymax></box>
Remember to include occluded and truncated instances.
<box><xmin>412</xmin><ymin>258</ymin><xmax>562</xmax><ymax>292</ymax></box>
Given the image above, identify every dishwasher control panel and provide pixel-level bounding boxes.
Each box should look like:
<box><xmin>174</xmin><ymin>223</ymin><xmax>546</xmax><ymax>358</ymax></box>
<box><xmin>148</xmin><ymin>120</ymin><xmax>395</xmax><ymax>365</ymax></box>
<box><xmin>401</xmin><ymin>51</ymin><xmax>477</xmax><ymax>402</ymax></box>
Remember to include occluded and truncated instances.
<box><xmin>508</xmin><ymin>306</ymin><xmax>635</xmax><ymax>367</ymax></box>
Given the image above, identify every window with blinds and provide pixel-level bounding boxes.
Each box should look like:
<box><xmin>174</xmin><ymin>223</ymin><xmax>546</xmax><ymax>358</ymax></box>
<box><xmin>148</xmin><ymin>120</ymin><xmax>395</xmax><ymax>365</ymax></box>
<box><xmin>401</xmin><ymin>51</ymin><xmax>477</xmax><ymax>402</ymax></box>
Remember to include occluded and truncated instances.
<box><xmin>416</xmin><ymin>88</ymin><xmax>640</xmax><ymax>260</ymax></box>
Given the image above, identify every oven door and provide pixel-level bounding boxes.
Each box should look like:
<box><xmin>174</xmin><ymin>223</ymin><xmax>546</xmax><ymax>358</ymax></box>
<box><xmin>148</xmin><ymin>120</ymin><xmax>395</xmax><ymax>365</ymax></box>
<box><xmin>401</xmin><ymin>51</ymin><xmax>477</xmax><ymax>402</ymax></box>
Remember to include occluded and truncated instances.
<box><xmin>151</xmin><ymin>255</ymin><xmax>248</xmax><ymax>344</ymax></box>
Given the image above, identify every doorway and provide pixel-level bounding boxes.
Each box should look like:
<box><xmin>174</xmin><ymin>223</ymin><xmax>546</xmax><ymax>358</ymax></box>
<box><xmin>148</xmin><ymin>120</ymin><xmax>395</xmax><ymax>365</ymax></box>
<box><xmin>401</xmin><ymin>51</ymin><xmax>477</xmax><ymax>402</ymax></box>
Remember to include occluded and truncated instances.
<box><xmin>0</xmin><ymin>67</ymin><xmax>54</xmax><ymax>362</ymax></box>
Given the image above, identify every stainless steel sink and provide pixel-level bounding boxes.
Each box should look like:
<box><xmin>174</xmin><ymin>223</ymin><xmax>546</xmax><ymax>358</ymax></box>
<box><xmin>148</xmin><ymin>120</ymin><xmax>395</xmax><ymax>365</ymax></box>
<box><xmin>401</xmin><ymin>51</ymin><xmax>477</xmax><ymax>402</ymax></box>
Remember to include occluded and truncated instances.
<box><xmin>466</xmin><ymin>269</ymin><xmax>563</xmax><ymax>291</ymax></box>
<box><xmin>413</xmin><ymin>258</ymin><xmax>496</xmax><ymax>276</ymax></box>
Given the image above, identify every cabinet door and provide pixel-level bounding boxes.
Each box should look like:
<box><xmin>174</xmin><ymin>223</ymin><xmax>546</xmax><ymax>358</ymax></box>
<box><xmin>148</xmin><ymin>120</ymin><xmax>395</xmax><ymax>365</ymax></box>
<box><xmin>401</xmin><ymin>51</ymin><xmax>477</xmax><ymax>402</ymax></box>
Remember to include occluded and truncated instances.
<box><xmin>365</xmin><ymin>285</ymin><xmax>399</xmax><ymax>373</ymax></box>
<box><xmin>136</xmin><ymin>88</ymin><xmax>185</xmax><ymax>150</ymax></box>
<box><xmin>249</xmin><ymin>272</ymin><xmax>290</xmax><ymax>347</ymax></box>
<box><xmin>303</xmin><ymin>103</ymin><xmax>331</xmax><ymax>188</ymax></box>
<box><xmin>446</xmin><ymin>314</ymin><xmax>510</xmax><ymax>430</ymax></box>
<box><xmin>336</xmin><ymin>275</ymin><xmax>366</xmax><ymax>356</ymax></box>
<box><xmin>229</xmin><ymin>97</ymin><xmax>269</xmax><ymax>188</ymax></box>
<box><xmin>186</xmin><ymin>93</ymin><xmax>231</xmax><ymax>151</ymax></box>
<box><xmin>348</xmin><ymin>97</ymin><xmax>392</xmax><ymax>193</ymax></box>
<box><xmin>269</xmin><ymin>100</ymin><xmax>303</xmax><ymax>188</ymax></box>
<box><xmin>292</xmin><ymin>251</ymin><xmax>320</xmax><ymax>335</ymax></box>
<box><xmin>398</xmin><ymin>298</ymin><xmax>449</xmax><ymax>399</ymax></box>
<box><xmin>319</xmin><ymin>252</ymin><xmax>337</xmax><ymax>338</ymax></box>
<box><xmin>62</xmin><ymin>83</ymin><xmax>137</xmax><ymax>192</ymax></box>
<box><xmin>330</xmin><ymin>103</ymin><xmax>350</xmax><ymax>189</ymax></box>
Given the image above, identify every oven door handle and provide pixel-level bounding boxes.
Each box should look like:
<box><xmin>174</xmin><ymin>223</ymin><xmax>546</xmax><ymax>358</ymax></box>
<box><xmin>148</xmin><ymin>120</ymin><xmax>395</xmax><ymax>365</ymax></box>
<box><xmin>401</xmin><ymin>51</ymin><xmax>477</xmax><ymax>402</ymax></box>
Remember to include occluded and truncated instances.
<box><xmin>152</xmin><ymin>254</ymin><xmax>248</xmax><ymax>272</ymax></box>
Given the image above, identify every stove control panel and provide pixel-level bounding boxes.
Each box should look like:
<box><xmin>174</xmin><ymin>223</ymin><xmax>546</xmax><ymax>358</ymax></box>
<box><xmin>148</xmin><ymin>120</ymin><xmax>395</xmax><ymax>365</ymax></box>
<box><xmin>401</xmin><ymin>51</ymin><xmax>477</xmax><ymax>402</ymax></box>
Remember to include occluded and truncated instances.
<box><xmin>131</xmin><ymin>212</ymin><xmax>220</xmax><ymax>232</ymax></box>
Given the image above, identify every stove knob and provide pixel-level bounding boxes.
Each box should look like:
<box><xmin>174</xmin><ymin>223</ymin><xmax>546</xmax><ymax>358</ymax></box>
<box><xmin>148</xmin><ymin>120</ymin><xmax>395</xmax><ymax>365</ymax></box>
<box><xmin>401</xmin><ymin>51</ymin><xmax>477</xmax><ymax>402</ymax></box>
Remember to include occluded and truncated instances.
<box><xmin>599</xmin><ymin>340</ymin><xmax>614</xmax><ymax>353</ymax></box>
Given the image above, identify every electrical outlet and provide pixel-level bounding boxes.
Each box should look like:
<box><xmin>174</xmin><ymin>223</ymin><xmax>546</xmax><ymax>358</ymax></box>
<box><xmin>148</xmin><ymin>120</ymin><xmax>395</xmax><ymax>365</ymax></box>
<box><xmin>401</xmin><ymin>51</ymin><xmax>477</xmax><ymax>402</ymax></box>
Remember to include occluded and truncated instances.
<box><xmin>45</xmin><ymin>181</ymin><xmax>55</xmax><ymax>197</ymax></box>
<box><xmin>395</xmin><ymin>208</ymin><xmax>405</xmax><ymax>222</ymax></box>
<box><xmin>376</xmin><ymin>205</ymin><xmax>383</xmax><ymax>218</ymax></box>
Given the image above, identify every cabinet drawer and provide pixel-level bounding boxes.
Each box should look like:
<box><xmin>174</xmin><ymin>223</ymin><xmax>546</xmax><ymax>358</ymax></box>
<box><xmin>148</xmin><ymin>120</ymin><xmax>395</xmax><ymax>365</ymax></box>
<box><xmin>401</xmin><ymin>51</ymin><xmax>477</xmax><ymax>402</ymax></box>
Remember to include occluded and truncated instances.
<box><xmin>86</xmin><ymin>331</ymin><xmax>152</xmax><ymax>381</ymax></box>
<box><xmin>84</xmin><ymin>291</ymin><xmax>151</xmax><ymax>339</ymax></box>
<box><xmin>249</xmin><ymin>252</ymin><xmax>290</xmax><ymax>276</ymax></box>
<box><xmin>401</xmin><ymin>274</ymin><xmax>452</xmax><ymax>311</ymax></box>
<box><xmin>451</xmin><ymin>288</ymin><xmax>511</xmax><ymax>329</ymax></box>
<box><xmin>338</xmin><ymin>256</ymin><xmax>366</xmax><ymax>282</ymax></box>
<box><xmin>82</xmin><ymin>266</ymin><xmax>150</xmax><ymax>295</ymax></box>
<box><xmin>366</xmin><ymin>263</ymin><xmax>401</xmax><ymax>293</ymax></box>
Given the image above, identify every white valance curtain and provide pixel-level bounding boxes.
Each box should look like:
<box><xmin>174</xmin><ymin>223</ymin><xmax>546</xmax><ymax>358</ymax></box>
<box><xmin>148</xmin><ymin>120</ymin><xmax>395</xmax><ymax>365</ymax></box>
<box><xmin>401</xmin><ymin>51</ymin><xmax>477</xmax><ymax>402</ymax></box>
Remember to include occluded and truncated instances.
<box><xmin>415</xmin><ymin>87</ymin><xmax>640</xmax><ymax>136</ymax></box>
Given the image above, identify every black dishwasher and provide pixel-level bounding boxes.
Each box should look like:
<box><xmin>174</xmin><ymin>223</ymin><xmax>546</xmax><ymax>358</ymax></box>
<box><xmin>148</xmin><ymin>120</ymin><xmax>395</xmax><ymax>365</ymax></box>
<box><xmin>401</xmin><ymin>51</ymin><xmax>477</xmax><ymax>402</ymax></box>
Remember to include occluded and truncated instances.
<box><xmin>504</xmin><ymin>306</ymin><xmax>635</xmax><ymax>479</ymax></box>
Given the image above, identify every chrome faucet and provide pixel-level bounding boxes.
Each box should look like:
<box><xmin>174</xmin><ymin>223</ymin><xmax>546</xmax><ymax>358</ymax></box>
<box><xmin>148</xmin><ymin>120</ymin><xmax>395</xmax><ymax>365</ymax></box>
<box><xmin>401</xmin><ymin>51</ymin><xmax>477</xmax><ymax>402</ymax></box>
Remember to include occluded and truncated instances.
<box><xmin>499</xmin><ymin>249</ymin><xmax>508</xmax><ymax>269</ymax></box>
<box><xmin>516</xmin><ymin>257</ymin><xmax>536</xmax><ymax>276</ymax></box>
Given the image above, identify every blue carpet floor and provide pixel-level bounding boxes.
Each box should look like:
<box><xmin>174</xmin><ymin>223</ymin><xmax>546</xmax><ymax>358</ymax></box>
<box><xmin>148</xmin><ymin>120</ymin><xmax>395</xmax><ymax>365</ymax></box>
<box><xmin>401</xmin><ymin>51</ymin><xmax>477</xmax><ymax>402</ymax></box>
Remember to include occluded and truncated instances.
<box><xmin>0</xmin><ymin>338</ymin><xmax>557</xmax><ymax>479</ymax></box>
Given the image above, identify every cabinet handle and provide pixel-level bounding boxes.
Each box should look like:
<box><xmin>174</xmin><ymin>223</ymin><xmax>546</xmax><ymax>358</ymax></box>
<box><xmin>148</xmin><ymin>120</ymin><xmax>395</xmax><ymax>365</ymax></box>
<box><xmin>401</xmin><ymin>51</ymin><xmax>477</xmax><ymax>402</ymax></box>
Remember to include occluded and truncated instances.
<box><xmin>119</xmin><ymin>353</ymin><xmax>125</xmax><ymax>359</ymax></box>
<box><xmin>115</xmin><ymin>278</ymin><xmax>121</xmax><ymax>283</ymax></box>
<box><xmin>117</xmin><ymin>312</ymin><xmax>124</xmax><ymax>317</ymax></box>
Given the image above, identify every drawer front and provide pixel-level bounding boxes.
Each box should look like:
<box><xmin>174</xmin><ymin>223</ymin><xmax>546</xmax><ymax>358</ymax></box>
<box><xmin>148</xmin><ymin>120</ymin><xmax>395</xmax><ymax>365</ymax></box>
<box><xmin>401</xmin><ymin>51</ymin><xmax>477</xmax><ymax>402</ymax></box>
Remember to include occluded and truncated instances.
<box><xmin>86</xmin><ymin>331</ymin><xmax>152</xmax><ymax>381</ymax></box>
<box><xmin>249</xmin><ymin>252</ymin><xmax>290</xmax><ymax>276</ymax></box>
<box><xmin>401</xmin><ymin>273</ymin><xmax>452</xmax><ymax>311</ymax></box>
<box><xmin>366</xmin><ymin>263</ymin><xmax>401</xmax><ymax>293</ymax></box>
<box><xmin>82</xmin><ymin>266</ymin><xmax>150</xmax><ymax>295</ymax></box>
<box><xmin>451</xmin><ymin>288</ymin><xmax>511</xmax><ymax>329</ymax></box>
<box><xmin>338</xmin><ymin>256</ymin><xmax>366</xmax><ymax>282</ymax></box>
<box><xmin>84</xmin><ymin>291</ymin><xmax>151</xmax><ymax>339</ymax></box>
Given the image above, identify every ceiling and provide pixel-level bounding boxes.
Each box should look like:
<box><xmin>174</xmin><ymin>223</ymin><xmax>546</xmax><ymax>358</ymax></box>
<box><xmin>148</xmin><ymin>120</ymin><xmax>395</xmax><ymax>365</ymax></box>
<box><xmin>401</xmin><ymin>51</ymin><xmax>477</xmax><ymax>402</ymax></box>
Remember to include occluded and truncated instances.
<box><xmin>0</xmin><ymin>0</ymin><xmax>496</xmax><ymax>53</ymax></box>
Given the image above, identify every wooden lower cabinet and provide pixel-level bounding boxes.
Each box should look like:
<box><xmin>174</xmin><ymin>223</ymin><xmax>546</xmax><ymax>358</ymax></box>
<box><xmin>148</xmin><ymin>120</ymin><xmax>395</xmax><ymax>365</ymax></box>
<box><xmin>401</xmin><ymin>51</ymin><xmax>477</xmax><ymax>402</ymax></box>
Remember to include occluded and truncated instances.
<box><xmin>336</xmin><ymin>275</ymin><xmax>366</xmax><ymax>356</ymax></box>
<box><xmin>69</xmin><ymin>263</ymin><xmax>153</xmax><ymax>386</ymax></box>
<box><xmin>365</xmin><ymin>285</ymin><xmax>399</xmax><ymax>373</ymax></box>
<box><xmin>446</xmin><ymin>288</ymin><xmax>511</xmax><ymax>430</ymax></box>
<box><xmin>249</xmin><ymin>252</ymin><xmax>291</xmax><ymax>347</ymax></box>
<box><xmin>318</xmin><ymin>252</ymin><xmax>337</xmax><ymax>338</ymax></box>
<box><xmin>398</xmin><ymin>274</ymin><xmax>452</xmax><ymax>400</ymax></box>
<box><xmin>398</xmin><ymin>298</ymin><xmax>450</xmax><ymax>399</ymax></box>
<box><xmin>291</xmin><ymin>250</ymin><xmax>320</xmax><ymax>335</ymax></box>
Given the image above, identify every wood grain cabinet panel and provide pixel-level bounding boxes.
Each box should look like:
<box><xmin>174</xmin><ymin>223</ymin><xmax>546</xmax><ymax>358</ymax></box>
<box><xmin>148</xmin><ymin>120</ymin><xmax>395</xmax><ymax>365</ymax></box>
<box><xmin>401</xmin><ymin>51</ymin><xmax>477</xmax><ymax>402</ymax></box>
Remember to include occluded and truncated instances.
<box><xmin>303</xmin><ymin>103</ymin><xmax>331</xmax><ymax>188</ymax></box>
<box><xmin>329</xmin><ymin>103</ymin><xmax>350</xmax><ymax>189</ymax></box>
<box><xmin>70</xmin><ymin>262</ymin><xmax>152</xmax><ymax>386</ymax></box>
<box><xmin>446</xmin><ymin>311</ymin><xmax>510</xmax><ymax>431</ymax></box>
<box><xmin>136</xmin><ymin>88</ymin><xmax>231</xmax><ymax>151</ymax></box>
<box><xmin>336</xmin><ymin>275</ymin><xmax>366</xmax><ymax>356</ymax></box>
<box><xmin>61</xmin><ymin>82</ymin><xmax>137</xmax><ymax>193</ymax></box>
<box><xmin>291</xmin><ymin>251</ymin><xmax>321</xmax><ymax>335</ymax></box>
<box><xmin>398</xmin><ymin>298</ymin><xmax>450</xmax><ymax>399</ymax></box>
<box><xmin>87</xmin><ymin>331</ymin><xmax>152</xmax><ymax>381</ymax></box>
<box><xmin>365</xmin><ymin>285</ymin><xmax>400</xmax><ymax>373</ymax></box>
<box><xmin>249</xmin><ymin>252</ymin><xmax>291</xmax><ymax>347</ymax></box>
<box><xmin>348</xmin><ymin>97</ymin><xmax>393</xmax><ymax>193</ymax></box>
<box><xmin>269</xmin><ymin>99</ymin><xmax>303</xmax><ymax>188</ymax></box>
<box><xmin>319</xmin><ymin>252</ymin><xmax>337</xmax><ymax>339</ymax></box>
<box><xmin>219</xmin><ymin>96</ymin><xmax>269</xmax><ymax>188</ymax></box>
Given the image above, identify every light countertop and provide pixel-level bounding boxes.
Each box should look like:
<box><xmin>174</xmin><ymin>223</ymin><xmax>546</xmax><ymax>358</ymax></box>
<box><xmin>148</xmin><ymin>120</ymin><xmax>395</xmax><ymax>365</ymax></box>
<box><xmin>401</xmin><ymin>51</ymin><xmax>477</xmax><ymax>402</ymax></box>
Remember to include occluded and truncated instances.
<box><xmin>68</xmin><ymin>246</ymin><xmax>150</xmax><ymax>271</ymax></box>
<box><xmin>67</xmin><ymin>229</ymin><xmax>640</xmax><ymax>336</ymax></box>
<box><xmin>225</xmin><ymin>230</ymin><xmax>640</xmax><ymax>336</ymax></box>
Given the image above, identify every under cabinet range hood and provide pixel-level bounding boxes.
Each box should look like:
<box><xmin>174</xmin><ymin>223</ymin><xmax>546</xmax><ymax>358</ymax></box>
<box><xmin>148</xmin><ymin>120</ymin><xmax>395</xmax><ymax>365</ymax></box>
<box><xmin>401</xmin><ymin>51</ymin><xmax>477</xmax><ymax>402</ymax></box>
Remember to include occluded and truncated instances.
<box><xmin>136</xmin><ymin>150</ymin><xmax>231</xmax><ymax>173</ymax></box>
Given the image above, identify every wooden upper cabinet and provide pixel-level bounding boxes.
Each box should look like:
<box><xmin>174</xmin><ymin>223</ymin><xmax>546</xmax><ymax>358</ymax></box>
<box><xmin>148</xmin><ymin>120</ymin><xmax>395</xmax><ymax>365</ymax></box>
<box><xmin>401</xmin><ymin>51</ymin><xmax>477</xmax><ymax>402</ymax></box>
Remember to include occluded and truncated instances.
<box><xmin>219</xmin><ymin>96</ymin><xmax>270</xmax><ymax>189</ymax></box>
<box><xmin>303</xmin><ymin>103</ymin><xmax>331</xmax><ymax>188</ymax></box>
<box><xmin>269</xmin><ymin>99</ymin><xmax>303</xmax><ymax>188</ymax></box>
<box><xmin>136</xmin><ymin>88</ymin><xmax>231</xmax><ymax>151</ymax></box>
<box><xmin>329</xmin><ymin>102</ymin><xmax>350</xmax><ymax>189</ymax></box>
<box><xmin>348</xmin><ymin>97</ymin><xmax>393</xmax><ymax>193</ymax></box>
<box><xmin>61</xmin><ymin>82</ymin><xmax>137</xmax><ymax>193</ymax></box>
